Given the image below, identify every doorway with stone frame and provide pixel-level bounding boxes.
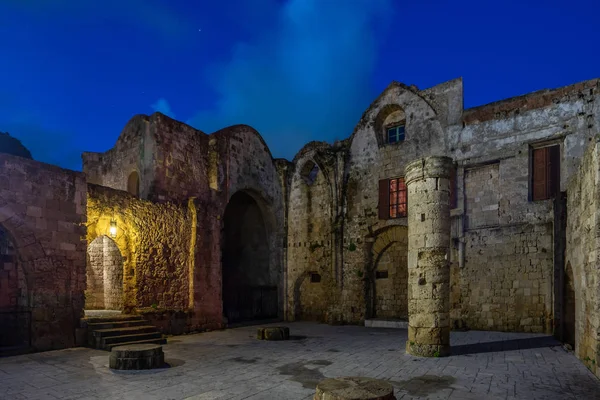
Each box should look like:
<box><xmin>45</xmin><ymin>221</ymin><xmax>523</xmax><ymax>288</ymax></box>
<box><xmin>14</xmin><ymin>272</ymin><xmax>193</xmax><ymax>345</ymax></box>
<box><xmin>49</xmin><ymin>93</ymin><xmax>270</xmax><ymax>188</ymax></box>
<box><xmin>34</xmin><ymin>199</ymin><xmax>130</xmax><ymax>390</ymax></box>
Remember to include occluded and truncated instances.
<box><xmin>85</xmin><ymin>235</ymin><xmax>124</xmax><ymax>311</ymax></box>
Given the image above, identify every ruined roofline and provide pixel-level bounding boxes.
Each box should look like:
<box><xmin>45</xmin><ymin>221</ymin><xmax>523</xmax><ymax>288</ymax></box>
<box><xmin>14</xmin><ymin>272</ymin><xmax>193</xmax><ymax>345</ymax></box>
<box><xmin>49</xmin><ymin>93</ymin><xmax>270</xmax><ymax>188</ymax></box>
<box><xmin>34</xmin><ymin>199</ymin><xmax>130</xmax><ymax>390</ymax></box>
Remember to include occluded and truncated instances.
<box><xmin>462</xmin><ymin>77</ymin><xmax>600</xmax><ymax>125</ymax></box>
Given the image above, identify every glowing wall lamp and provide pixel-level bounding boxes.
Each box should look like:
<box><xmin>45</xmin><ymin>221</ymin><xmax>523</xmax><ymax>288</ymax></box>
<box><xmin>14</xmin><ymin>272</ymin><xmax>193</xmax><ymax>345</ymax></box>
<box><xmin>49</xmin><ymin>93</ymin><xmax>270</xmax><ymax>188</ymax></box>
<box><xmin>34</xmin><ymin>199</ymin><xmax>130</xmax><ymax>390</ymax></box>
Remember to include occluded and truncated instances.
<box><xmin>109</xmin><ymin>219</ymin><xmax>117</xmax><ymax>238</ymax></box>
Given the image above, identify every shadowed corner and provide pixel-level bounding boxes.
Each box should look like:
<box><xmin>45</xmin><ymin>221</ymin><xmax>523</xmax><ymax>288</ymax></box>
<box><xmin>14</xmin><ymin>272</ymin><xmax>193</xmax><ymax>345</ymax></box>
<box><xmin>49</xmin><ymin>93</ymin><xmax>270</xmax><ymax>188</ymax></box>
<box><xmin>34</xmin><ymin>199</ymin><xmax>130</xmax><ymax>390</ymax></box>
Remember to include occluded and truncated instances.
<box><xmin>451</xmin><ymin>335</ymin><xmax>561</xmax><ymax>356</ymax></box>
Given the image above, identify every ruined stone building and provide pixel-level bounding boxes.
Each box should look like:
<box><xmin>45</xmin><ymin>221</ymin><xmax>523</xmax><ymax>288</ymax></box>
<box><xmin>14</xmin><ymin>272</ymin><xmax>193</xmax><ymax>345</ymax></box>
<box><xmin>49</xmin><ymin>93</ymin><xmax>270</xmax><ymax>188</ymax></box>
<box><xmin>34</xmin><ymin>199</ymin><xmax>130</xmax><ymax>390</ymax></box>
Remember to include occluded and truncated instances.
<box><xmin>1</xmin><ymin>76</ymin><xmax>600</xmax><ymax>370</ymax></box>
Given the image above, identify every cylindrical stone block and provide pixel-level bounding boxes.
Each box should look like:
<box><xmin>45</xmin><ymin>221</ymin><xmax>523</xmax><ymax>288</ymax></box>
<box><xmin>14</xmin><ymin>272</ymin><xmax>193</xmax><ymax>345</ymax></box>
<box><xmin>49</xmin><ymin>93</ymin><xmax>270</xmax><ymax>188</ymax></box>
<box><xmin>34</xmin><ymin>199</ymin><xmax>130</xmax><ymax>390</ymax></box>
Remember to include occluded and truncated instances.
<box><xmin>313</xmin><ymin>377</ymin><xmax>396</xmax><ymax>400</ymax></box>
<box><xmin>404</xmin><ymin>156</ymin><xmax>453</xmax><ymax>357</ymax></box>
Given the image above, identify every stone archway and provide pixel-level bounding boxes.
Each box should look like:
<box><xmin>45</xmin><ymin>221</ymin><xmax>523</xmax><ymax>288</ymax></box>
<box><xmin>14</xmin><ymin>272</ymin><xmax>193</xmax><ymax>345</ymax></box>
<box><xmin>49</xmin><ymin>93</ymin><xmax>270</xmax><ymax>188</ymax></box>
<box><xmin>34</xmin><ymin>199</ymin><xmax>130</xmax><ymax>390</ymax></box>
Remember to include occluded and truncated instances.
<box><xmin>85</xmin><ymin>236</ymin><xmax>124</xmax><ymax>310</ymax></box>
<box><xmin>367</xmin><ymin>226</ymin><xmax>408</xmax><ymax>319</ymax></box>
<box><xmin>0</xmin><ymin>224</ymin><xmax>30</xmax><ymax>351</ymax></box>
<box><xmin>564</xmin><ymin>262</ymin><xmax>576</xmax><ymax>348</ymax></box>
<box><xmin>222</xmin><ymin>191</ymin><xmax>278</xmax><ymax>324</ymax></box>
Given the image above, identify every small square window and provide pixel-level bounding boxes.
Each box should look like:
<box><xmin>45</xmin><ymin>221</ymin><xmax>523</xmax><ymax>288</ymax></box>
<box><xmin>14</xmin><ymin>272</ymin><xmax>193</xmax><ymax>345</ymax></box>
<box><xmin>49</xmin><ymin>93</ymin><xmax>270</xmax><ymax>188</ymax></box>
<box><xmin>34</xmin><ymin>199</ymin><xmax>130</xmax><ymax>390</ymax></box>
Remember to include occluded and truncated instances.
<box><xmin>310</xmin><ymin>272</ymin><xmax>321</xmax><ymax>283</ymax></box>
<box><xmin>375</xmin><ymin>270</ymin><xmax>388</xmax><ymax>279</ymax></box>
<box><xmin>387</xmin><ymin>125</ymin><xmax>405</xmax><ymax>144</ymax></box>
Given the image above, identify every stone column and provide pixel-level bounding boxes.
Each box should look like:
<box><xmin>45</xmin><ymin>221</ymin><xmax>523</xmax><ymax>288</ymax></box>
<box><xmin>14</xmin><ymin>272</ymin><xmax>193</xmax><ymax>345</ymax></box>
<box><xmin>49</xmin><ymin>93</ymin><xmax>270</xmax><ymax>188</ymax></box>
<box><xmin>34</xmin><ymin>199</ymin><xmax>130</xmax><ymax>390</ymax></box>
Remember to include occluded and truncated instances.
<box><xmin>405</xmin><ymin>156</ymin><xmax>452</xmax><ymax>357</ymax></box>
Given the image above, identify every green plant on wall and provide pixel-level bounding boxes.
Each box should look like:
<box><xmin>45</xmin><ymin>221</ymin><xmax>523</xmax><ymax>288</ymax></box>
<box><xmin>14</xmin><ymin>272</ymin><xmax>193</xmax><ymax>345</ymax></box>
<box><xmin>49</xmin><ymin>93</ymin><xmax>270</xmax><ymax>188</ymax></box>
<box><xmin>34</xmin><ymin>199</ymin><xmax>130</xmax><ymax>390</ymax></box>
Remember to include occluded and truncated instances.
<box><xmin>357</xmin><ymin>269</ymin><xmax>364</xmax><ymax>278</ymax></box>
<box><xmin>347</xmin><ymin>242</ymin><xmax>357</xmax><ymax>251</ymax></box>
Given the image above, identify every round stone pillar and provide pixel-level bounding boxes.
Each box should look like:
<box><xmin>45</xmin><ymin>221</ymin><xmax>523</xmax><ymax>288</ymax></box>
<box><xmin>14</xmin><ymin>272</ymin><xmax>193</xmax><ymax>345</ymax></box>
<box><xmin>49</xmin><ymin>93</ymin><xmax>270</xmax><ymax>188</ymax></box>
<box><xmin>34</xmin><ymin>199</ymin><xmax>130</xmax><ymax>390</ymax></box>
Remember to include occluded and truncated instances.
<box><xmin>404</xmin><ymin>156</ymin><xmax>453</xmax><ymax>357</ymax></box>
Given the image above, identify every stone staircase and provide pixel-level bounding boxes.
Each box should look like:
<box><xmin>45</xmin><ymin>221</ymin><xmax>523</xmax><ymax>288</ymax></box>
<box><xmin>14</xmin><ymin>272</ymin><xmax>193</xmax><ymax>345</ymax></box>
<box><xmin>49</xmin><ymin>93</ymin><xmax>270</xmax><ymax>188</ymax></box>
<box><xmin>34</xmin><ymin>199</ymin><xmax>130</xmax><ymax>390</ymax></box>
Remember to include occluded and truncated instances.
<box><xmin>82</xmin><ymin>314</ymin><xmax>166</xmax><ymax>351</ymax></box>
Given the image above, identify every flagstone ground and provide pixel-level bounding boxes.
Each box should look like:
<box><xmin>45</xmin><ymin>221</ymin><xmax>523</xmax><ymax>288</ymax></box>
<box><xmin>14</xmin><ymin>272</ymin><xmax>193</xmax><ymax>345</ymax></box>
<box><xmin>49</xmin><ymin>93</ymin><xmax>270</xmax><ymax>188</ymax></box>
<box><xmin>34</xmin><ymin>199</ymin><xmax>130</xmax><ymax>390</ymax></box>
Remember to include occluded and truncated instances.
<box><xmin>0</xmin><ymin>322</ymin><xmax>598</xmax><ymax>400</ymax></box>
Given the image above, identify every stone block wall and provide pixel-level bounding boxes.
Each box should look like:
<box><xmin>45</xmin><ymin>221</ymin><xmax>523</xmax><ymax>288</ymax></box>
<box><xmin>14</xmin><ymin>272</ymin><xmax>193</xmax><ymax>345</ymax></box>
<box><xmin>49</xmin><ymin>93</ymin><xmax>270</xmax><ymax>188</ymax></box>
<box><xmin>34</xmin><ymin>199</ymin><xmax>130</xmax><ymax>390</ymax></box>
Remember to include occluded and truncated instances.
<box><xmin>566</xmin><ymin>137</ymin><xmax>600</xmax><ymax>376</ymax></box>
<box><xmin>373</xmin><ymin>230</ymin><xmax>408</xmax><ymax>319</ymax></box>
<box><xmin>0</xmin><ymin>153</ymin><xmax>86</xmax><ymax>352</ymax></box>
<box><xmin>287</xmin><ymin>146</ymin><xmax>335</xmax><ymax>321</ymax></box>
<box><xmin>83</xmin><ymin>114</ymin><xmax>155</xmax><ymax>199</ymax></box>
<box><xmin>86</xmin><ymin>184</ymin><xmax>193</xmax><ymax>311</ymax></box>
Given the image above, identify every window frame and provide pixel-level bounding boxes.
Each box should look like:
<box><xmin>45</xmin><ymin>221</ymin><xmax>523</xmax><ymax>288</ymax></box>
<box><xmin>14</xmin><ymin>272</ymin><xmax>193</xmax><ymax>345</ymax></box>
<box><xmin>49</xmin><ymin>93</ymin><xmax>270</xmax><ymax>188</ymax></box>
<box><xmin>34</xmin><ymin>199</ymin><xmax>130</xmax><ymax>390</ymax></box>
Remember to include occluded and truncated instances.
<box><xmin>529</xmin><ymin>143</ymin><xmax>560</xmax><ymax>202</ymax></box>
<box><xmin>386</xmin><ymin>124</ymin><xmax>406</xmax><ymax>144</ymax></box>
<box><xmin>379</xmin><ymin>177</ymin><xmax>407</xmax><ymax>219</ymax></box>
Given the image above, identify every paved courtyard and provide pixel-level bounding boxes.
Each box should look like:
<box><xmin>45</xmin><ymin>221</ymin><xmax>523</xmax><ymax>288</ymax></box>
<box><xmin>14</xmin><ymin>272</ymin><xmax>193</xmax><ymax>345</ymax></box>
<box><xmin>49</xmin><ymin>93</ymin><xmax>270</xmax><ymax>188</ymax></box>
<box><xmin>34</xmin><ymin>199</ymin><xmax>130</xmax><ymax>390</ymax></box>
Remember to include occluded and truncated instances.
<box><xmin>0</xmin><ymin>322</ymin><xmax>599</xmax><ymax>400</ymax></box>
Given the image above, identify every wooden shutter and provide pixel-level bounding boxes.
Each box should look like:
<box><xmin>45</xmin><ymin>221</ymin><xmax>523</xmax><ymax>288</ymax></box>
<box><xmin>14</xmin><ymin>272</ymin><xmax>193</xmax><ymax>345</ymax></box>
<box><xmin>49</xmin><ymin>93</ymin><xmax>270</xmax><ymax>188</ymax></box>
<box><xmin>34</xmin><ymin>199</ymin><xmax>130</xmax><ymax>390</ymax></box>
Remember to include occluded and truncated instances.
<box><xmin>532</xmin><ymin>147</ymin><xmax>549</xmax><ymax>201</ymax></box>
<box><xmin>532</xmin><ymin>145</ymin><xmax>560</xmax><ymax>201</ymax></box>
<box><xmin>548</xmin><ymin>145</ymin><xmax>560</xmax><ymax>198</ymax></box>
<box><xmin>378</xmin><ymin>179</ymin><xmax>389</xmax><ymax>220</ymax></box>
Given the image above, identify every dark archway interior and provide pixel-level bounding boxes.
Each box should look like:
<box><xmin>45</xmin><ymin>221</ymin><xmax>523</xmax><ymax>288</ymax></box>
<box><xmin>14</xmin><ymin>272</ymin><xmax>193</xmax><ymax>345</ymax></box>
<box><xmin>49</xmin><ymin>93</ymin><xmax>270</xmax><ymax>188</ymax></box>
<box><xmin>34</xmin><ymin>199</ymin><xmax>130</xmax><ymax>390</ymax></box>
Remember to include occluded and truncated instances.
<box><xmin>564</xmin><ymin>264</ymin><xmax>576</xmax><ymax>348</ymax></box>
<box><xmin>85</xmin><ymin>236</ymin><xmax>124</xmax><ymax>311</ymax></box>
<box><xmin>0</xmin><ymin>224</ymin><xmax>29</xmax><ymax>350</ymax></box>
<box><xmin>222</xmin><ymin>191</ymin><xmax>276</xmax><ymax>324</ymax></box>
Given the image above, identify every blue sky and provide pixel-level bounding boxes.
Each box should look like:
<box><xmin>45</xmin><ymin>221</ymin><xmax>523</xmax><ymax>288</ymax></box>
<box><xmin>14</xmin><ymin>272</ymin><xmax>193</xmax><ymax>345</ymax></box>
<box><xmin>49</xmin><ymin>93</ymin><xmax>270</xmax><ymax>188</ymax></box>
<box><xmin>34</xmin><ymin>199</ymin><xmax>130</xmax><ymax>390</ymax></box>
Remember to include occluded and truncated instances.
<box><xmin>0</xmin><ymin>0</ymin><xmax>598</xmax><ymax>170</ymax></box>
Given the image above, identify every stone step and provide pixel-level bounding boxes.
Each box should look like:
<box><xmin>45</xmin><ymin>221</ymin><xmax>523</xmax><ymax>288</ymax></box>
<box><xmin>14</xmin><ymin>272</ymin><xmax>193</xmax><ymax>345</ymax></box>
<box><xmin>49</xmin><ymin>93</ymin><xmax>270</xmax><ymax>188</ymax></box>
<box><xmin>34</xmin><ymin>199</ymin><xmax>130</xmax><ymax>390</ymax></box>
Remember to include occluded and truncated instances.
<box><xmin>101</xmin><ymin>332</ymin><xmax>163</xmax><ymax>349</ymax></box>
<box><xmin>364</xmin><ymin>319</ymin><xmax>408</xmax><ymax>329</ymax></box>
<box><xmin>83</xmin><ymin>314</ymin><xmax>144</xmax><ymax>325</ymax></box>
<box><xmin>87</xmin><ymin>319</ymin><xmax>148</xmax><ymax>331</ymax></box>
<box><xmin>106</xmin><ymin>338</ymin><xmax>167</xmax><ymax>351</ymax></box>
<box><xmin>92</xmin><ymin>325</ymin><xmax>158</xmax><ymax>338</ymax></box>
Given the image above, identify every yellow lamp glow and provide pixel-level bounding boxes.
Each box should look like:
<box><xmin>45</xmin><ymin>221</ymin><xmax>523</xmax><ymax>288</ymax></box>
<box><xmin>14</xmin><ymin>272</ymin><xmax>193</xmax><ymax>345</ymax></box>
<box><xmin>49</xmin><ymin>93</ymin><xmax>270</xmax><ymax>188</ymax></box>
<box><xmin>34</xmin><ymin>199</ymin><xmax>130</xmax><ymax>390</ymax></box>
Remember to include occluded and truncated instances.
<box><xmin>109</xmin><ymin>220</ymin><xmax>117</xmax><ymax>238</ymax></box>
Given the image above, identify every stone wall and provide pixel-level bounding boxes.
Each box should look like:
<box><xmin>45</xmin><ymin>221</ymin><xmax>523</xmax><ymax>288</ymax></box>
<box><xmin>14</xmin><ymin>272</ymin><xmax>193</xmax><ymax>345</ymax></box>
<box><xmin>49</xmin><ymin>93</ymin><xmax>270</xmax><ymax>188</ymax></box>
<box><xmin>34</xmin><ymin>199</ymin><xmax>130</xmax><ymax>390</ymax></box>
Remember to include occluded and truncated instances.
<box><xmin>86</xmin><ymin>184</ymin><xmax>193</xmax><ymax>311</ymax></box>
<box><xmin>83</xmin><ymin>115</ymin><xmax>155</xmax><ymax>199</ymax></box>
<box><xmin>566</xmin><ymin>136</ymin><xmax>600</xmax><ymax>376</ymax></box>
<box><xmin>287</xmin><ymin>144</ymin><xmax>336</xmax><ymax>321</ymax></box>
<box><xmin>86</xmin><ymin>116</ymin><xmax>285</xmax><ymax>328</ymax></box>
<box><xmin>284</xmin><ymin>76</ymin><xmax>598</xmax><ymax>335</ymax></box>
<box><xmin>0</xmin><ymin>153</ymin><xmax>86</xmax><ymax>352</ymax></box>
<box><xmin>85</xmin><ymin>236</ymin><xmax>123</xmax><ymax>310</ymax></box>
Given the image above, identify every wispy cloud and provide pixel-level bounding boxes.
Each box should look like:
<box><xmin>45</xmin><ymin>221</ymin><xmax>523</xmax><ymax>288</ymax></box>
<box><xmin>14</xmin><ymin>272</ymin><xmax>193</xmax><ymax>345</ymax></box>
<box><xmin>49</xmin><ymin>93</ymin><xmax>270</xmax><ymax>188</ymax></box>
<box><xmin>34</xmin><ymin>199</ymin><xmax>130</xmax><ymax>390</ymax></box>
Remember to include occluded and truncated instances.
<box><xmin>187</xmin><ymin>0</ymin><xmax>392</xmax><ymax>160</ymax></box>
<box><xmin>151</xmin><ymin>98</ymin><xmax>176</xmax><ymax>119</ymax></box>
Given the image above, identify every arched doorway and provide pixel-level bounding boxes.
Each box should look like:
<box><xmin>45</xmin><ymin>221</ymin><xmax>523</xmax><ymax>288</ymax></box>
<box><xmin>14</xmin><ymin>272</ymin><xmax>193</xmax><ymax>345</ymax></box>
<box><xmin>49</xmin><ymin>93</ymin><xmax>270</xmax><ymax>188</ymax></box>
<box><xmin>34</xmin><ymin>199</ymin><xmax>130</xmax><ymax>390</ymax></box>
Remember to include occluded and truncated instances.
<box><xmin>85</xmin><ymin>236</ymin><xmax>124</xmax><ymax>310</ymax></box>
<box><xmin>564</xmin><ymin>262</ymin><xmax>576</xmax><ymax>348</ymax></box>
<box><xmin>222</xmin><ymin>191</ymin><xmax>277</xmax><ymax>324</ymax></box>
<box><xmin>0</xmin><ymin>224</ymin><xmax>29</xmax><ymax>351</ymax></box>
<box><xmin>127</xmin><ymin>171</ymin><xmax>140</xmax><ymax>197</ymax></box>
<box><xmin>367</xmin><ymin>226</ymin><xmax>409</xmax><ymax>320</ymax></box>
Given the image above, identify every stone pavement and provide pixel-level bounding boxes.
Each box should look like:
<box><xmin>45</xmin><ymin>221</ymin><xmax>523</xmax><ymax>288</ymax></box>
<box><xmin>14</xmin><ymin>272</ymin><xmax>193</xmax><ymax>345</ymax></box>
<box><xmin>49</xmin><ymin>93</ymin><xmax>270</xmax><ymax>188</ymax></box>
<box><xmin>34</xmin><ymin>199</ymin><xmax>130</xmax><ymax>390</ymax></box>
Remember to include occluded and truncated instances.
<box><xmin>0</xmin><ymin>322</ymin><xmax>598</xmax><ymax>400</ymax></box>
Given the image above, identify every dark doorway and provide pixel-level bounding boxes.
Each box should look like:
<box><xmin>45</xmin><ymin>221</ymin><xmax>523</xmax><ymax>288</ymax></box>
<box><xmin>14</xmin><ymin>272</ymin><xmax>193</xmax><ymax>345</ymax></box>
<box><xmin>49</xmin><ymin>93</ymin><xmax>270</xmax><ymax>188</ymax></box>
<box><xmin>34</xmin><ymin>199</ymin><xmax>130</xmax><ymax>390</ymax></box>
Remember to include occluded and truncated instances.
<box><xmin>0</xmin><ymin>224</ymin><xmax>30</xmax><ymax>353</ymax></box>
<box><xmin>222</xmin><ymin>191</ymin><xmax>277</xmax><ymax>324</ymax></box>
<box><xmin>564</xmin><ymin>263</ymin><xmax>576</xmax><ymax>348</ymax></box>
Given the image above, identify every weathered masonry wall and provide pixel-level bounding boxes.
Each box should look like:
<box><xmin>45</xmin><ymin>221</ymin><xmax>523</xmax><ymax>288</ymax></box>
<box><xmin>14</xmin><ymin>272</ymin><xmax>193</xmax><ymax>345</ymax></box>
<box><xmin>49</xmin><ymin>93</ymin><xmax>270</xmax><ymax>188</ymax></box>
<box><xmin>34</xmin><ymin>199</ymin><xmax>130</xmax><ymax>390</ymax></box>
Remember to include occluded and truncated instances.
<box><xmin>566</xmin><ymin>137</ymin><xmax>600</xmax><ymax>376</ymax></box>
<box><xmin>447</xmin><ymin>78</ymin><xmax>598</xmax><ymax>333</ymax></box>
<box><xmin>287</xmin><ymin>146</ymin><xmax>336</xmax><ymax>321</ymax></box>
<box><xmin>0</xmin><ymin>153</ymin><xmax>87</xmax><ymax>352</ymax></box>
<box><xmin>86</xmin><ymin>184</ymin><xmax>193</xmax><ymax>311</ymax></box>
<box><xmin>86</xmin><ymin>115</ymin><xmax>285</xmax><ymax>329</ymax></box>
<box><xmin>83</xmin><ymin>115</ymin><xmax>155</xmax><ymax>199</ymax></box>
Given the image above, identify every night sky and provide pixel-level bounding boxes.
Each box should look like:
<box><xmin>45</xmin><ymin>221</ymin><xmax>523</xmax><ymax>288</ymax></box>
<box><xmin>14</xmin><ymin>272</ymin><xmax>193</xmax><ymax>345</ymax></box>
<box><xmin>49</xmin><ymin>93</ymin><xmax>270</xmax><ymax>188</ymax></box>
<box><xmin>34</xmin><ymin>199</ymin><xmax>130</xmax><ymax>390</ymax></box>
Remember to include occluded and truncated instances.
<box><xmin>1</xmin><ymin>0</ymin><xmax>598</xmax><ymax>171</ymax></box>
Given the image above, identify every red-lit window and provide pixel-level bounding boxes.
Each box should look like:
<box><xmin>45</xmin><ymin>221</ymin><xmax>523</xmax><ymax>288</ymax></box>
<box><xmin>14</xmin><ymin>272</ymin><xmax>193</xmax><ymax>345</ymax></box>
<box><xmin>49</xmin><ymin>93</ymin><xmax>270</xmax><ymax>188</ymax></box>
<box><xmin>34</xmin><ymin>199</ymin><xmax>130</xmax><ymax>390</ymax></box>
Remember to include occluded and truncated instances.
<box><xmin>531</xmin><ymin>145</ymin><xmax>560</xmax><ymax>201</ymax></box>
<box><xmin>378</xmin><ymin>177</ymin><xmax>407</xmax><ymax>219</ymax></box>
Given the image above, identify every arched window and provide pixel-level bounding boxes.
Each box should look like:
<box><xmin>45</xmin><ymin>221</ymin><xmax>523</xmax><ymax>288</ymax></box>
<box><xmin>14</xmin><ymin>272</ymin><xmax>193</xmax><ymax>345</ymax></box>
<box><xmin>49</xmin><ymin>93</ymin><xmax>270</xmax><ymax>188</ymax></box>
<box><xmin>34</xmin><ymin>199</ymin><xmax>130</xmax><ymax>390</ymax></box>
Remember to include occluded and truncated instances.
<box><xmin>300</xmin><ymin>161</ymin><xmax>319</xmax><ymax>186</ymax></box>
<box><xmin>374</xmin><ymin>104</ymin><xmax>406</xmax><ymax>146</ymax></box>
<box><xmin>127</xmin><ymin>171</ymin><xmax>140</xmax><ymax>197</ymax></box>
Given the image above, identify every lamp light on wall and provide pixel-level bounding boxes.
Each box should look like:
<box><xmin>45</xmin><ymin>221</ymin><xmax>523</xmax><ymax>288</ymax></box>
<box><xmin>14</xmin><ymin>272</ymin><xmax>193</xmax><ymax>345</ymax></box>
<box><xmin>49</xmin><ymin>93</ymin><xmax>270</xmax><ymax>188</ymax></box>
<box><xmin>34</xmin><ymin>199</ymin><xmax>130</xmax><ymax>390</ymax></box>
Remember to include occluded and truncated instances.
<box><xmin>109</xmin><ymin>219</ymin><xmax>117</xmax><ymax>238</ymax></box>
